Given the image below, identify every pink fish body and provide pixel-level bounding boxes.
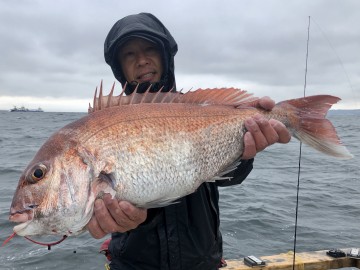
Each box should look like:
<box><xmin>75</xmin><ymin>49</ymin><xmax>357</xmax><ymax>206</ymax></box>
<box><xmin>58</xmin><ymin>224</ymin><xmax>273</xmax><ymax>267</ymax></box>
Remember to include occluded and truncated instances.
<box><xmin>9</xmin><ymin>85</ymin><xmax>352</xmax><ymax>237</ymax></box>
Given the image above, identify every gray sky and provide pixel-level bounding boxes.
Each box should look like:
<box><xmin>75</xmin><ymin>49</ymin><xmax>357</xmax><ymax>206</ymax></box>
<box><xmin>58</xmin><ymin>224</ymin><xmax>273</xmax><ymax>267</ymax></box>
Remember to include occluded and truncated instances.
<box><xmin>0</xmin><ymin>0</ymin><xmax>359</xmax><ymax>112</ymax></box>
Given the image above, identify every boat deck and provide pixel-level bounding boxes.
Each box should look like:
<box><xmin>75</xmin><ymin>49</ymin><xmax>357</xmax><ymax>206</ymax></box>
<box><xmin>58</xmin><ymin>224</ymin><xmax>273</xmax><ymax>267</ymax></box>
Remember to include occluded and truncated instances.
<box><xmin>224</xmin><ymin>249</ymin><xmax>359</xmax><ymax>270</ymax></box>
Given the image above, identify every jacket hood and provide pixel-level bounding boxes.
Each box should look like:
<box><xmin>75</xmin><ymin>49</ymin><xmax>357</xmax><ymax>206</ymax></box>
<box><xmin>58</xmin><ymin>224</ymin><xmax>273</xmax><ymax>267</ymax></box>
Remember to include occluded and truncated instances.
<box><xmin>104</xmin><ymin>13</ymin><xmax>178</xmax><ymax>94</ymax></box>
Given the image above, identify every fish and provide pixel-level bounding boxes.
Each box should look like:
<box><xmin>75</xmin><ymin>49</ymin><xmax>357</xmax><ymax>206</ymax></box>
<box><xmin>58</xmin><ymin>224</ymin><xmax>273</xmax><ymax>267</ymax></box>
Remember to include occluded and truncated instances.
<box><xmin>9</xmin><ymin>83</ymin><xmax>353</xmax><ymax>238</ymax></box>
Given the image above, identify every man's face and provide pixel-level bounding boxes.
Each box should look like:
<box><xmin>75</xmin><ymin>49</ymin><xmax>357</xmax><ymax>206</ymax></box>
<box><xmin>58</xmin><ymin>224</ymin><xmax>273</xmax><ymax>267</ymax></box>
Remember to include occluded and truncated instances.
<box><xmin>118</xmin><ymin>38</ymin><xmax>163</xmax><ymax>84</ymax></box>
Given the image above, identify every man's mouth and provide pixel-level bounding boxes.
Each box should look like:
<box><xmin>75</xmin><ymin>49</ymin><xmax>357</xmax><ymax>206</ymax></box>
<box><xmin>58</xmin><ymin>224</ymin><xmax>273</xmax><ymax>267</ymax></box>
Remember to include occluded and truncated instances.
<box><xmin>137</xmin><ymin>72</ymin><xmax>157</xmax><ymax>82</ymax></box>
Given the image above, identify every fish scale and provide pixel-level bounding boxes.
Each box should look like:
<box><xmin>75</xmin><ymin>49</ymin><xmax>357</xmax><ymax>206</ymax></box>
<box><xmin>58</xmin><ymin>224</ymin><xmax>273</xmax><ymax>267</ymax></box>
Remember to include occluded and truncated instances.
<box><xmin>83</xmin><ymin>104</ymin><xmax>246</xmax><ymax>206</ymax></box>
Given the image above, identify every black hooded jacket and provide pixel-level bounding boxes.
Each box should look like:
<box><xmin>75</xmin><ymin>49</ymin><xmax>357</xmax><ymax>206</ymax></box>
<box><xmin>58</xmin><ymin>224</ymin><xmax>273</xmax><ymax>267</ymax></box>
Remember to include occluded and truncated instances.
<box><xmin>104</xmin><ymin>12</ymin><xmax>178</xmax><ymax>94</ymax></box>
<box><xmin>104</xmin><ymin>13</ymin><xmax>254</xmax><ymax>270</ymax></box>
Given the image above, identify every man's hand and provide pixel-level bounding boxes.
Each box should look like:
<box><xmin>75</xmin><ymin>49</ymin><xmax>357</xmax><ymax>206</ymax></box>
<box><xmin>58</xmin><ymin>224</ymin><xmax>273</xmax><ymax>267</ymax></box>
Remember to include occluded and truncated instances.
<box><xmin>242</xmin><ymin>96</ymin><xmax>291</xmax><ymax>160</ymax></box>
<box><xmin>87</xmin><ymin>194</ymin><xmax>147</xmax><ymax>239</ymax></box>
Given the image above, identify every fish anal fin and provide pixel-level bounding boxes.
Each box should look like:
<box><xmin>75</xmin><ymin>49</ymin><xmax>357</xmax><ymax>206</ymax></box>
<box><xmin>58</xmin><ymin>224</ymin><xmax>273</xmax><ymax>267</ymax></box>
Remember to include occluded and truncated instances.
<box><xmin>141</xmin><ymin>197</ymin><xmax>181</xmax><ymax>209</ymax></box>
<box><xmin>207</xmin><ymin>159</ymin><xmax>242</xmax><ymax>182</ymax></box>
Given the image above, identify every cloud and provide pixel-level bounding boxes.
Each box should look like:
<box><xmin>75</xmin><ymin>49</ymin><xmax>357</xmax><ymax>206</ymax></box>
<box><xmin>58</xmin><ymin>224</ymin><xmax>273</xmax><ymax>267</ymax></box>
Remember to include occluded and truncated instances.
<box><xmin>0</xmin><ymin>0</ymin><xmax>359</xmax><ymax>111</ymax></box>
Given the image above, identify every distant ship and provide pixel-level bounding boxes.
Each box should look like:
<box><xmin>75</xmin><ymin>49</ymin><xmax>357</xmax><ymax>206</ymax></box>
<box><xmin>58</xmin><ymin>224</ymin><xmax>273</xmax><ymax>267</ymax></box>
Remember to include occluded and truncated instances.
<box><xmin>10</xmin><ymin>106</ymin><xmax>44</xmax><ymax>112</ymax></box>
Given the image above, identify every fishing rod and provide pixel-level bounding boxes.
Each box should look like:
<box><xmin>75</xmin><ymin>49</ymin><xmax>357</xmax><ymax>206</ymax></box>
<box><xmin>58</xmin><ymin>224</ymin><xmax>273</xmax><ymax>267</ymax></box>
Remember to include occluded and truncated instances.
<box><xmin>292</xmin><ymin>15</ymin><xmax>310</xmax><ymax>270</ymax></box>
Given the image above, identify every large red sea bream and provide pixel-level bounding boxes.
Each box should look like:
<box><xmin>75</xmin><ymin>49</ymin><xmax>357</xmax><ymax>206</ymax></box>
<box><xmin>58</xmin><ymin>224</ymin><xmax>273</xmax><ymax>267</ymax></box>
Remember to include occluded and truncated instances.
<box><xmin>9</xmin><ymin>84</ymin><xmax>353</xmax><ymax>237</ymax></box>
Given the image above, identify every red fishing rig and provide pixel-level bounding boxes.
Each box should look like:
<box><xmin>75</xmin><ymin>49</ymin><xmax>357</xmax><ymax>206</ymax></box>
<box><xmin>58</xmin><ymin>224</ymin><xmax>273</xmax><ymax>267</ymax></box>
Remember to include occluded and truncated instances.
<box><xmin>2</xmin><ymin>232</ymin><xmax>67</xmax><ymax>250</ymax></box>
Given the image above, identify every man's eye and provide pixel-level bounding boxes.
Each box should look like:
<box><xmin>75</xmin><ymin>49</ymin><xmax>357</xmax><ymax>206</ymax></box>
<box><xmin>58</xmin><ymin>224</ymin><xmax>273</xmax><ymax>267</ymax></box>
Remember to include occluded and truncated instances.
<box><xmin>146</xmin><ymin>46</ymin><xmax>158</xmax><ymax>53</ymax></box>
<box><xmin>124</xmin><ymin>51</ymin><xmax>134</xmax><ymax>57</ymax></box>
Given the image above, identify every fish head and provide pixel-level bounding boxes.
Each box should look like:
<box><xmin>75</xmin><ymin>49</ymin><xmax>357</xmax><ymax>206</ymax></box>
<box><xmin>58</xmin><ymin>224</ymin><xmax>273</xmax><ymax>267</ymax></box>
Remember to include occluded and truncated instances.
<box><xmin>9</xmin><ymin>133</ymin><xmax>97</xmax><ymax>237</ymax></box>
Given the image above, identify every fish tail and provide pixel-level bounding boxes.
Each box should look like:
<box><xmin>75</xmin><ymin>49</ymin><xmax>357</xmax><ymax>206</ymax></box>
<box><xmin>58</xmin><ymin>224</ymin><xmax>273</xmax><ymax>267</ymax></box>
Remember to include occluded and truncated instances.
<box><xmin>277</xmin><ymin>95</ymin><xmax>353</xmax><ymax>159</ymax></box>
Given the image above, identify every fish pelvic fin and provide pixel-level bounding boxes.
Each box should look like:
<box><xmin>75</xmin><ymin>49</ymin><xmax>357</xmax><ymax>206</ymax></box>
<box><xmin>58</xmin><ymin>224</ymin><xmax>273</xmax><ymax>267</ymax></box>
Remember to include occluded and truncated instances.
<box><xmin>88</xmin><ymin>82</ymin><xmax>260</xmax><ymax>113</ymax></box>
<box><xmin>278</xmin><ymin>95</ymin><xmax>353</xmax><ymax>159</ymax></box>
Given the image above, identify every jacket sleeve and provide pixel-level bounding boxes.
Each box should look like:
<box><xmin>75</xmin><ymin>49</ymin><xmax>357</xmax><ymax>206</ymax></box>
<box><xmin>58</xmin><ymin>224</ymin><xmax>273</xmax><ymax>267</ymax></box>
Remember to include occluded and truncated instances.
<box><xmin>216</xmin><ymin>158</ymin><xmax>254</xmax><ymax>187</ymax></box>
<box><xmin>131</xmin><ymin>207</ymin><xmax>164</xmax><ymax>231</ymax></box>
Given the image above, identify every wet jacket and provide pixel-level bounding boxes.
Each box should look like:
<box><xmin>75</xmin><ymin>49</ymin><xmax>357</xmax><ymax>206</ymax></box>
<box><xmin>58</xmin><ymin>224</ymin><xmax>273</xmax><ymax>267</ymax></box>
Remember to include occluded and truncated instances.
<box><xmin>104</xmin><ymin>13</ymin><xmax>254</xmax><ymax>270</ymax></box>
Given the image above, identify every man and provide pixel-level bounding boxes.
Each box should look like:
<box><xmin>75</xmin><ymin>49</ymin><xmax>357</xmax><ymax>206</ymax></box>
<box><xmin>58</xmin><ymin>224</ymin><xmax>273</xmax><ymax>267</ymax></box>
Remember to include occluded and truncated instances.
<box><xmin>87</xmin><ymin>13</ymin><xmax>290</xmax><ymax>270</ymax></box>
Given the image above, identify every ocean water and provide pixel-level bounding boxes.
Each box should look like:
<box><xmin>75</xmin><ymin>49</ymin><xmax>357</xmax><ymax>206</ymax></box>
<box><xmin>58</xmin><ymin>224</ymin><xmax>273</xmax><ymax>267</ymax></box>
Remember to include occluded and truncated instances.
<box><xmin>0</xmin><ymin>110</ymin><xmax>359</xmax><ymax>270</ymax></box>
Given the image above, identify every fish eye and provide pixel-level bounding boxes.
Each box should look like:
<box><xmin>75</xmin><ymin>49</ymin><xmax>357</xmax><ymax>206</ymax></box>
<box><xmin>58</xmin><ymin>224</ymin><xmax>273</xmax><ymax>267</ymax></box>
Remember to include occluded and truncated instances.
<box><xmin>33</xmin><ymin>169</ymin><xmax>44</xmax><ymax>178</ymax></box>
<box><xmin>29</xmin><ymin>165</ymin><xmax>47</xmax><ymax>183</ymax></box>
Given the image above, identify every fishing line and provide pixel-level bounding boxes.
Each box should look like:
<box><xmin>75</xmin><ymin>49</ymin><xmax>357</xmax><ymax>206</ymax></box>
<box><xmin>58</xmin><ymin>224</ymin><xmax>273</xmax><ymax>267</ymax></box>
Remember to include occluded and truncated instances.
<box><xmin>292</xmin><ymin>15</ymin><xmax>356</xmax><ymax>268</ymax></box>
<box><xmin>310</xmin><ymin>18</ymin><xmax>357</xmax><ymax>105</ymax></box>
<box><xmin>292</xmin><ymin>15</ymin><xmax>310</xmax><ymax>270</ymax></box>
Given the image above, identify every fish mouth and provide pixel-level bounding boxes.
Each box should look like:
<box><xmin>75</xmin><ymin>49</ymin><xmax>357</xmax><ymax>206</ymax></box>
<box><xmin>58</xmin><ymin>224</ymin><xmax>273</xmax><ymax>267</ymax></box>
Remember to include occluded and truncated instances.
<box><xmin>9</xmin><ymin>205</ymin><xmax>36</xmax><ymax>223</ymax></box>
<box><xmin>9</xmin><ymin>211</ymin><xmax>33</xmax><ymax>222</ymax></box>
<box><xmin>13</xmin><ymin>220</ymin><xmax>32</xmax><ymax>235</ymax></box>
<box><xmin>9</xmin><ymin>207</ymin><xmax>36</xmax><ymax>236</ymax></box>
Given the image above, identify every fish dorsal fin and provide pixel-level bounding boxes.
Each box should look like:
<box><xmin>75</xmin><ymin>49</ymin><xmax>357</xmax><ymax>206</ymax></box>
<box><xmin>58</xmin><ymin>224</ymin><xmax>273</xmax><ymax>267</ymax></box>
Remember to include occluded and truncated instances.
<box><xmin>88</xmin><ymin>82</ymin><xmax>259</xmax><ymax>113</ymax></box>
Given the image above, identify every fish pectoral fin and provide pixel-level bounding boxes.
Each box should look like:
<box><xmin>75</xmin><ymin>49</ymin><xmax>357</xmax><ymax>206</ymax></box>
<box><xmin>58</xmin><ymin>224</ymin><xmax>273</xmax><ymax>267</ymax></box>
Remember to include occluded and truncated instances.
<box><xmin>91</xmin><ymin>172</ymin><xmax>117</xmax><ymax>199</ymax></box>
<box><xmin>98</xmin><ymin>172</ymin><xmax>116</xmax><ymax>189</ymax></box>
<box><xmin>143</xmin><ymin>197</ymin><xmax>181</xmax><ymax>209</ymax></box>
<box><xmin>102</xmin><ymin>161</ymin><xmax>115</xmax><ymax>175</ymax></box>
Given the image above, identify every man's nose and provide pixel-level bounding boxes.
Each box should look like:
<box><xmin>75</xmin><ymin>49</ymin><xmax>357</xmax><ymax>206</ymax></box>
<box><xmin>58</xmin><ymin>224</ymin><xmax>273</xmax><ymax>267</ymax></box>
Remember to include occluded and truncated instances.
<box><xmin>136</xmin><ymin>52</ymin><xmax>149</xmax><ymax>66</ymax></box>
